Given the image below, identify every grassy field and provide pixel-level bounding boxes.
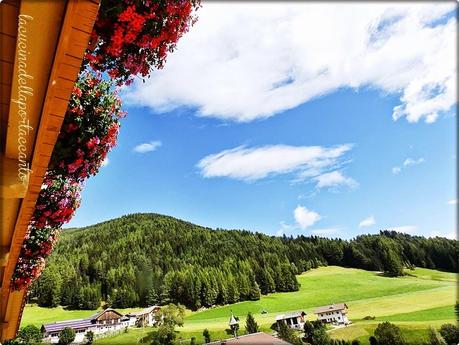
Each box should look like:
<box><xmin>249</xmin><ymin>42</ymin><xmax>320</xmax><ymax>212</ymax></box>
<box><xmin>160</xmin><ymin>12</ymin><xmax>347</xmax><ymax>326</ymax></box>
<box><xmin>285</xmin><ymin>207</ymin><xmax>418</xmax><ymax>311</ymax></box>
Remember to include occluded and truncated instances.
<box><xmin>21</xmin><ymin>266</ymin><xmax>456</xmax><ymax>344</ymax></box>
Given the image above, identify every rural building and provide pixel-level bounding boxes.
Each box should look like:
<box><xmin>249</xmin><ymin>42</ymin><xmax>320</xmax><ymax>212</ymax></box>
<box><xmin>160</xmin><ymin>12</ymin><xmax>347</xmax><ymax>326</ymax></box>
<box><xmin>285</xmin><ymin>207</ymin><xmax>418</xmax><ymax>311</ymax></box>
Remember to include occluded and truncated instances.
<box><xmin>275</xmin><ymin>311</ymin><xmax>306</xmax><ymax>330</ymax></box>
<box><xmin>208</xmin><ymin>332</ymin><xmax>292</xmax><ymax>344</ymax></box>
<box><xmin>125</xmin><ymin>305</ymin><xmax>161</xmax><ymax>327</ymax></box>
<box><xmin>314</xmin><ymin>303</ymin><xmax>349</xmax><ymax>325</ymax></box>
<box><xmin>42</xmin><ymin>306</ymin><xmax>161</xmax><ymax>343</ymax></box>
<box><xmin>42</xmin><ymin>308</ymin><xmax>123</xmax><ymax>343</ymax></box>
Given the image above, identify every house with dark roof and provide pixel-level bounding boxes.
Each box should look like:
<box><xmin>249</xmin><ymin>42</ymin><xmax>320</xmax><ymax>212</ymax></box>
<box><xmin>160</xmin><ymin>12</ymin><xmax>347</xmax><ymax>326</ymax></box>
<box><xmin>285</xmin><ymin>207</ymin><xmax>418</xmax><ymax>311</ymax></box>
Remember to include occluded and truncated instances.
<box><xmin>275</xmin><ymin>311</ymin><xmax>306</xmax><ymax>330</ymax></box>
<box><xmin>42</xmin><ymin>308</ymin><xmax>123</xmax><ymax>343</ymax></box>
<box><xmin>314</xmin><ymin>303</ymin><xmax>349</xmax><ymax>325</ymax></box>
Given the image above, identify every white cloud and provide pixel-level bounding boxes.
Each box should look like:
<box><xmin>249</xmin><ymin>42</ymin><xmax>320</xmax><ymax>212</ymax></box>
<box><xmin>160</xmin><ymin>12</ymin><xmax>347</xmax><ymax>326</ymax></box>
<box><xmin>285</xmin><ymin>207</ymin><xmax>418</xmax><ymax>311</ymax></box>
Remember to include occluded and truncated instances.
<box><xmin>359</xmin><ymin>215</ymin><xmax>376</xmax><ymax>228</ymax></box>
<box><xmin>277</xmin><ymin>221</ymin><xmax>295</xmax><ymax>236</ymax></box>
<box><xmin>390</xmin><ymin>225</ymin><xmax>418</xmax><ymax>234</ymax></box>
<box><xmin>197</xmin><ymin>144</ymin><xmax>354</xmax><ymax>187</ymax></box>
<box><xmin>133</xmin><ymin>141</ymin><xmax>162</xmax><ymax>153</ymax></box>
<box><xmin>403</xmin><ymin>157</ymin><xmax>425</xmax><ymax>166</ymax></box>
<box><xmin>125</xmin><ymin>3</ymin><xmax>456</xmax><ymax>123</ymax></box>
<box><xmin>447</xmin><ymin>199</ymin><xmax>458</xmax><ymax>205</ymax></box>
<box><xmin>310</xmin><ymin>228</ymin><xmax>339</xmax><ymax>236</ymax></box>
<box><xmin>429</xmin><ymin>231</ymin><xmax>456</xmax><ymax>240</ymax></box>
<box><xmin>393</xmin><ymin>157</ymin><xmax>425</xmax><ymax>174</ymax></box>
<box><xmin>101</xmin><ymin>157</ymin><xmax>109</xmax><ymax>167</ymax></box>
<box><xmin>313</xmin><ymin>171</ymin><xmax>358</xmax><ymax>189</ymax></box>
<box><xmin>294</xmin><ymin>205</ymin><xmax>321</xmax><ymax>230</ymax></box>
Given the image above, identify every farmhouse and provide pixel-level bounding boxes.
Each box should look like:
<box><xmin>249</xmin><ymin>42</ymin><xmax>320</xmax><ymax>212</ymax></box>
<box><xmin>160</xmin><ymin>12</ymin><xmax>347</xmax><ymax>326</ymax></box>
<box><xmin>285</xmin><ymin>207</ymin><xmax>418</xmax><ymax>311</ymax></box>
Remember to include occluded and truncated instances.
<box><xmin>42</xmin><ymin>308</ymin><xmax>123</xmax><ymax>343</ymax></box>
<box><xmin>275</xmin><ymin>311</ymin><xmax>306</xmax><ymax>330</ymax></box>
<box><xmin>42</xmin><ymin>306</ymin><xmax>161</xmax><ymax>343</ymax></box>
<box><xmin>125</xmin><ymin>305</ymin><xmax>161</xmax><ymax>327</ymax></box>
<box><xmin>314</xmin><ymin>303</ymin><xmax>349</xmax><ymax>325</ymax></box>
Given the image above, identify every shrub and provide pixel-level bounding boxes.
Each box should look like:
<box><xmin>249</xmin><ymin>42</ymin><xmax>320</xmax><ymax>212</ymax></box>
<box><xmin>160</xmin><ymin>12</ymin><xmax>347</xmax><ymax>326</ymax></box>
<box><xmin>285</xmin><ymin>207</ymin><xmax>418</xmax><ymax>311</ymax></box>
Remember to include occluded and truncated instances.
<box><xmin>369</xmin><ymin>335</ymin><xmax>378</xmax><ymax>345</ymax></box>
<box><xmin>245</xmin><ymin>312</ymin><xmax>259</xmax><ymax>334</ymax></box>
<box><xmin>374</xmin><ymin>322</ymin><xmax>405</xmax><ymax>345</ymax></box>
<box><xmin>16</xmin><ymin>325</ymin><xmax>43</xmax><ymax>345</ymax></box>
<box><xmin>429</xmin><ymin>327</ymin><xmax>447</xmax><ymax>345</ymax></box>
<box><xmin>85</xmin><ymin>330</ymin><xmax>94</xmax><ymax>345</ymax></box>
<box><xmin>439</xmin><ymin>323</ymin><xmax>459</xmax><ymax>345</ymax></box>
<box><xmin>58</xmin><ymin>327</ymin><xmax>76</xmax><ymax>345</ymax></box>
<box><xmin>203</xmin><ymin>328</ymin><xmax>211</xmax><ymax>343</ymax></box>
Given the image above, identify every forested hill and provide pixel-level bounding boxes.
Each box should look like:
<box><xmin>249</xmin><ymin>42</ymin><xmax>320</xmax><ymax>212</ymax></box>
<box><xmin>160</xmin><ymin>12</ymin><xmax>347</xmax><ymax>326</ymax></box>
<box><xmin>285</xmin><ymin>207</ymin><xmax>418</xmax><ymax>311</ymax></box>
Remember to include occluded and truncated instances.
<box><xmin>31</xmin><ymin>213</ymin><xmax>457</xmax><ymax>311</ymax></box>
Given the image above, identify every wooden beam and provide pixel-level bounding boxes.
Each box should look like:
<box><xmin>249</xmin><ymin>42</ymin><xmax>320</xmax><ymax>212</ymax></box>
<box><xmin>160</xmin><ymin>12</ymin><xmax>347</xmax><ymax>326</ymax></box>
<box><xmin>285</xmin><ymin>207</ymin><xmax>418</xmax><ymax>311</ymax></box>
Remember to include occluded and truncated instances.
<box><xmin>0</xmin><ymin>154</ymin><xmax>28</xmax><ymax>198</ymax></box>
<box><xmin>4</xmin><ymin>0</ymin><xmax>67</xmax><ymax>161</ymax></box>
<box><xmin>0</xmin><ymin>0</ymin><xmax>100</xmax><ymax>341</ymax></box>
<box><xmin>0</xmin><ymin>247</ymin><xmax>9</xmax><ymax>267</ymax></box>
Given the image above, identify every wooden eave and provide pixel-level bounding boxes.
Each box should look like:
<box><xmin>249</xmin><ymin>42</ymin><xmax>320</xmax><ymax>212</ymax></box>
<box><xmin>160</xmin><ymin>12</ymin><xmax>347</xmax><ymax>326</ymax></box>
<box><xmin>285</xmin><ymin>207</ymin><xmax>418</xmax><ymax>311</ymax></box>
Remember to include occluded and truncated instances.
<box><xmin>0</xmin><ymin>0</ymin><xmax>100</xmax><ymax>341</ymax></box>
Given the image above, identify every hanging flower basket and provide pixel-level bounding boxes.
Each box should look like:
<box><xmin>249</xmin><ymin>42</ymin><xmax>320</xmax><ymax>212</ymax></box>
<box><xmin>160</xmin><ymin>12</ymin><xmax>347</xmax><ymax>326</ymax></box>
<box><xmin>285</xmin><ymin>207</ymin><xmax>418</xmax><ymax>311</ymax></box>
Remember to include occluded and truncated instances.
<box><xmin>85</xmin><ymin>0</ymin><xmax>201</xmax><ymax>85</ymax></box>
<box><xmin>48</xmin><ymin>70</ymin><xmax>125</xmax><ymax>181</ymax></box>
<box><xmin>11</xmin><ymin>0</ymin><xmax>200</xmax><ymax>291</ymax></box>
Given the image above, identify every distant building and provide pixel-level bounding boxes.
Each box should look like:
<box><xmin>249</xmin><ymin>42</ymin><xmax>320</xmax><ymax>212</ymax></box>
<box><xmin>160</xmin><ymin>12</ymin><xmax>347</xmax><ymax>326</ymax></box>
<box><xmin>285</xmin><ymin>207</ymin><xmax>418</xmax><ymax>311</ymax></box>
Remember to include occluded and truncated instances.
<box><xmin>228</xmin><ymin>313</ymin><xmax>240</xmax><ymax>337</ymax></box>
<box><xmin>125</xmin><ymin>305</ymin><xmax>161</xmax><ymax>327</ymax></box>
<box><xmin>42</xmin><ymin>308</ymin><xmax>123</xmax><ymax>343</ymax></box>
<box><xmin>275</xmin><ymin>311</ymin><xmax>306</xmax><ymax>330</ymax></box>
<box><xmin>314</xmin><ymin>303</ymin><xmax>349</xmax><ymax>325</ymax></box>
<box><xmin>42</xmin><ymin>306</ymin><xmax>161</xmax><ymax>343</ymax></box>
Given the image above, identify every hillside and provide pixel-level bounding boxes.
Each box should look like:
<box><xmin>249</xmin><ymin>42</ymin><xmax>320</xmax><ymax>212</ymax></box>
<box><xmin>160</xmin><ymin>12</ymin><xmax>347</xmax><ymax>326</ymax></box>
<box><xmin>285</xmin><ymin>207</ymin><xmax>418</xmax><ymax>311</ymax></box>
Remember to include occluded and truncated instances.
<box><xmin>30</xmin><ymin>213</ymin><xmax>457</xmax><ymax>311</ymax></box>
<box><xmin>22</xmin><ymin>266</ymin><xmax>457</xmax><ymax>344</ymax></box>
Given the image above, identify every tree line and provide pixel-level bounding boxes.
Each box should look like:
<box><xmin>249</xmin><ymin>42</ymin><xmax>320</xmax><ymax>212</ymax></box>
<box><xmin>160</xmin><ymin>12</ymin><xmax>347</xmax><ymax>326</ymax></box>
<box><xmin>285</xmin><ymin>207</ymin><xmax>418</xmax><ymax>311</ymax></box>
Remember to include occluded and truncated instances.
<box><xmin>30</xmin><ymin>213</ymin><xmax>457</xmax><ymax>310</ymax></box>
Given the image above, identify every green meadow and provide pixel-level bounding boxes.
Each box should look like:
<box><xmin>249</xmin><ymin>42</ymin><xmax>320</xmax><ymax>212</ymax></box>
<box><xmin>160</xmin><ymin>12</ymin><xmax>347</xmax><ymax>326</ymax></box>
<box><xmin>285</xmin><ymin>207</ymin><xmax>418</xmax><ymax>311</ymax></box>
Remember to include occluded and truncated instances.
<box><xmin>21</xmin><ymin>266</ymin><xmax>456</xmax><ymax>344</ymax></box>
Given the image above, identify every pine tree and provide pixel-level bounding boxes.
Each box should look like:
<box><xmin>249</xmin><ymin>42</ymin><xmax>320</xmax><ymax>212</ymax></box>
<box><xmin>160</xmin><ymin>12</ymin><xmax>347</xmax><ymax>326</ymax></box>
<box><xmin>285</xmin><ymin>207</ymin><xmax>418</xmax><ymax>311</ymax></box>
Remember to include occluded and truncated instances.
<box><xmin>146</xmin><ymin>285</ymin><xmax>159</xmax><ymax>306</ymax></box>
<box><xmin>303</xmin><ymin>320</ymin><xmax>314</xmax><ymax>343</ymax></box>
<box><xmin>203</xmin><ymin>328</ymin><xmax>211</xmax><ymax>343</ymax></box>
<box><xmin>245</xmin><ymin>312</ymin><xmax>259</xmax><ymax>334</ymax></box>
<box><xmin>278</xmin><ymin>321</ymin><xmax>295</xmax><ymax>343</ymax></box>
<box><xmin>384</xmin><ymin>249</ymin><xmax>404</xmax><ymax>277</ymax></box>
<box><xmin>429</xmin><ymin>327</ymin><xmax>447</xmax><ymax>345</ymax></box>
<box><xmin>36</xmin><ymin>268</ymin><xmax>62</xmax><ymax>307</ymax></box>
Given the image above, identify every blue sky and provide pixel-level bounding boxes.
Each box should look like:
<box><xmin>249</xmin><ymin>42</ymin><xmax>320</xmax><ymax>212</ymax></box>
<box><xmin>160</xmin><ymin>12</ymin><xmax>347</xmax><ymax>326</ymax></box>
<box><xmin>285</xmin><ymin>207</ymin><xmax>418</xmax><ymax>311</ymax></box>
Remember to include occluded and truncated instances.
<box><xmin>67</xmin><ymin>3</ymin><xmax>457</xmax><ymax>239</ymax></box>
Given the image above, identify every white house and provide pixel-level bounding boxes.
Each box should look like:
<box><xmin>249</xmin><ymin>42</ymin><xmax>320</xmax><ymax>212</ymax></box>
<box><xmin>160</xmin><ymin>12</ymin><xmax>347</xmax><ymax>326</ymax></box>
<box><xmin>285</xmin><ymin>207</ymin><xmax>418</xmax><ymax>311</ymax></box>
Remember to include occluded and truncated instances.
<box><xmin>314</xmin><ymin>303</ymin><xmax>349</xmax><ymax>325</ymax></box>
<box><xmin>42</xmin><ymin>308</ymin><xmax>124</xmax><ymax>344</ymax></box>
<box><xmin>125</xmin><ymin>306</ymin><xmax>161</xmax><ymax>327</ymax></box>
<box><xmin>275</xmin><ymin>311</ymin><xmax>306</xmax><ymax>330</ymax></box>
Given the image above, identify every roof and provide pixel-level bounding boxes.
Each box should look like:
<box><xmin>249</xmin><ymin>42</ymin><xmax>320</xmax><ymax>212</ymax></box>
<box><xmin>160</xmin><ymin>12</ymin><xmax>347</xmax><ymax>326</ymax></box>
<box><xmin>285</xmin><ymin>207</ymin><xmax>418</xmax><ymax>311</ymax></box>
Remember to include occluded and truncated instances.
<box><xmin>126</xmin><ymin>305</ymin><xmax>160</xmax><ymax>317</ymax></box>
<box><xmin>275</xmin><ymin>311</ymin><xmax>306</xmax><ymax>321</ymax></box>
<box><xmin>0</xmin><ymin>0</ymin><xmax>101</xmax><ymax>342</ymax></box>
<box><xmin>90</xmin><ymin>308</ymin><xmax>123</xmax><ymax>320</ymax></box>
<box><xmin>314</xmin><ymin>303</ymin><xmax>348</xmax><ymax>314</ymax></box>
<box><xmin>208</xmin><ymin>332</ymin><xmax>292</xmax><ymax>345</ymax></box>
<box><xmin>42</xmin><ymin>319</ymin><xmax>93</xmax><ymax>333</ymax></box>
<box><xmin>43</xmin><ymin>308</ymin><xmax>124</xmax><ymax>333</ymax></box>
<box><xmin>229</xmin><ymin>314</ymin><xmax>239</xmax><ymax>326</ymax></box>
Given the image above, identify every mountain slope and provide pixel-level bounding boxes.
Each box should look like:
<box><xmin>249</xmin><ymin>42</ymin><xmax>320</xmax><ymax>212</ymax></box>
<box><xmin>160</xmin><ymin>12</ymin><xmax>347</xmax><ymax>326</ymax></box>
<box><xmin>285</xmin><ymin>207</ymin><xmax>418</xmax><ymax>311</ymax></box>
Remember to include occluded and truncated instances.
<box><xmin>30</xmin><ymin>213</ymin><xmax>457</xmax><ymax>310</ymax></box>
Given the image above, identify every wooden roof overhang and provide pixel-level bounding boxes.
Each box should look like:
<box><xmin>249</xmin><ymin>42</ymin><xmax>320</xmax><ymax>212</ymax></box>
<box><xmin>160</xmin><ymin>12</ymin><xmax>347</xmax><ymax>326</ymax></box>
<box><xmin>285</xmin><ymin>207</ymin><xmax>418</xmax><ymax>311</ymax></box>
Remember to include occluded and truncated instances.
<box><xmin>0</xmin><ymin>0</ymin><xmax>100</xmax><ymax>341</ymax></box>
